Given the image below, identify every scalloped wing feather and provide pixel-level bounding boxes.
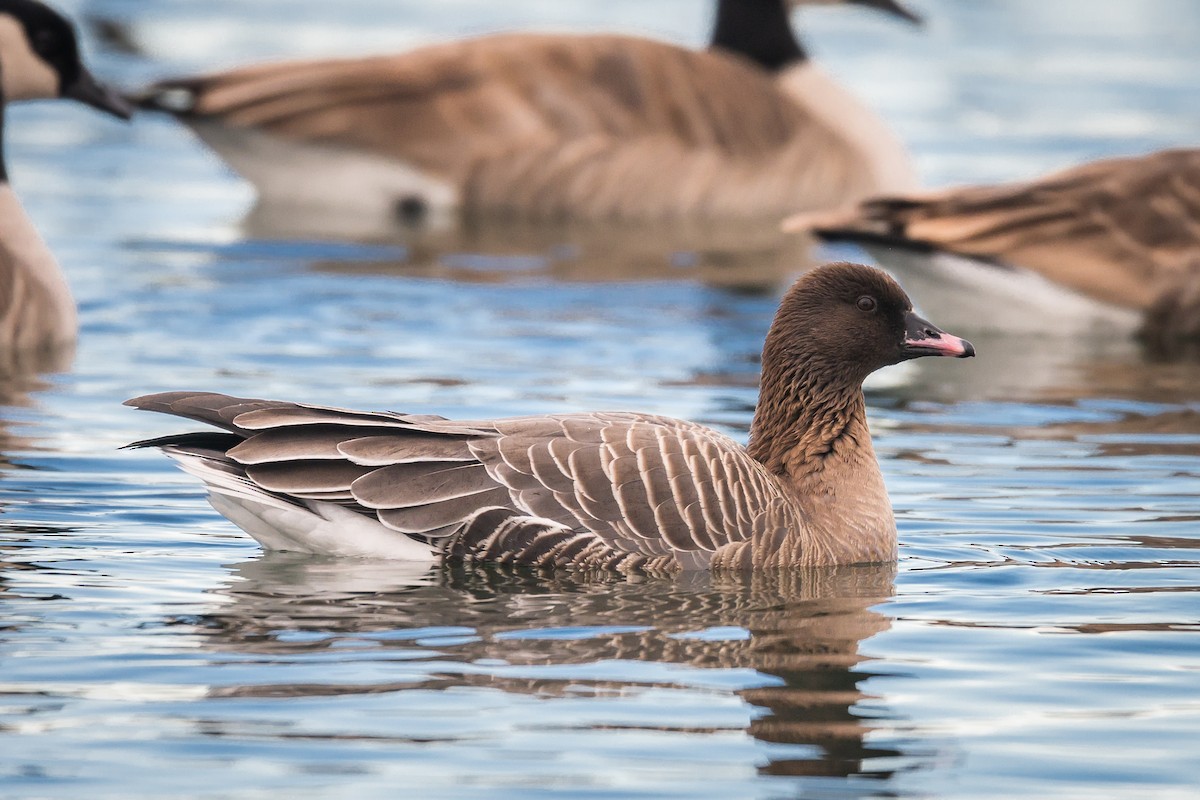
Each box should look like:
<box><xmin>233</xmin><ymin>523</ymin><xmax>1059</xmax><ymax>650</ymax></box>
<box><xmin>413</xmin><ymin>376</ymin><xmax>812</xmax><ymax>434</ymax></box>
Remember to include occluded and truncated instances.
<box><xmin>128</xmin><ymin>393</ymin><xmax>805</xmax><ymax>568</ymax></box>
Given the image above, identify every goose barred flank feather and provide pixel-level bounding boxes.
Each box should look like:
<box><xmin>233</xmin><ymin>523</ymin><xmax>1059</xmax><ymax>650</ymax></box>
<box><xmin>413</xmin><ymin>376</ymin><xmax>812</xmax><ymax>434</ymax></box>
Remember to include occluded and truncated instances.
<box><xmin>125</xmin><ymin>391</ymin><xmax>803</xmax><ymax>571</ymax></box>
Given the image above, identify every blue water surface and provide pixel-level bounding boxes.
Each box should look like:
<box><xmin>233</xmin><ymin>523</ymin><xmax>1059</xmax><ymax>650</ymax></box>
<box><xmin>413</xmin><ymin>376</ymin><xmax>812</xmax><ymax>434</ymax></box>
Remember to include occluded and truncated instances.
<box><xmin>2</xmin><ymin>1</ymin><xmax>1199</xmax><ymax>798</ymax></box>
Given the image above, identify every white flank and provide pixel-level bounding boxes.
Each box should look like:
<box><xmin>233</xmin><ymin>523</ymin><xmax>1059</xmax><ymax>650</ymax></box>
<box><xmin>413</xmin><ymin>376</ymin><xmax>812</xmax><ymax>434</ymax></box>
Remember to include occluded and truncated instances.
<box><xmin>187</xmin><ymin>120</ymin><xmax>458</xmax><ymax>223</ymax></box>
<box><xmin>861</xmin><ymin>245</ymin><xmax>1143</xmax><ymax>335</ymax></box>
<box><xmin>165</xmin><ymin>450</ymin><xmax>437</xmax><ymax>560</ymax></box>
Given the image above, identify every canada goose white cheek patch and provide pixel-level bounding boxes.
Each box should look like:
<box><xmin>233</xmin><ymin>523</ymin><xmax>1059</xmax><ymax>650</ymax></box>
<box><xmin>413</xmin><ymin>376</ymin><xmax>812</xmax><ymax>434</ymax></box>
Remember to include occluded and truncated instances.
<box><xmin>0</xmin><ymin>17</ymin><xmax>60</xmax><ymax>101</ymax></box>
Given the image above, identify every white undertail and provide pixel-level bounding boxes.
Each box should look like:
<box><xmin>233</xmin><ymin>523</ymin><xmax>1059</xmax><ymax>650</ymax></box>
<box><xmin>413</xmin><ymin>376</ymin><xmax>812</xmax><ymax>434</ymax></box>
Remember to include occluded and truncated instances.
<box><xmin>165</xmin><ymin>448</ymin><xmax>438</xmax><ymax>560</ymax></box>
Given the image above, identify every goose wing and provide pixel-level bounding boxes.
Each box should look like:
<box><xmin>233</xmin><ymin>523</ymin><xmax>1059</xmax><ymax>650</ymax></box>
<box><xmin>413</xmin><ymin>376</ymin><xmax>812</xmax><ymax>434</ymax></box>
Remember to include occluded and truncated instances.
<box><xmin>126</xmin><ymin>392</ymin><xmax>800</xmax><ymax>570</ymax></box>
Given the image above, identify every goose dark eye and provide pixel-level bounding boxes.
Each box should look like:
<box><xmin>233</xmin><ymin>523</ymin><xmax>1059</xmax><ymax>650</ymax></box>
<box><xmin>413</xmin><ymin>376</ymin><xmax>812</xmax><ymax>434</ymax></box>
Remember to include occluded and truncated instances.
<box><xmin>856</xmin><ymin>296</ymin><xmax>877</xmax><ymax>313</ymax></box>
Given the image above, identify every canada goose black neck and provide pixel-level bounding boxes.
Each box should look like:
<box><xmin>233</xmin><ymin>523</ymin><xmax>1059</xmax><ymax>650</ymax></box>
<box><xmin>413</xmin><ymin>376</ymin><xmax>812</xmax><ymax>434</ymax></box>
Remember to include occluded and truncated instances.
<box><xmin>710</xmin><ymin>0</ymin><xmax>806</xmax><ymax>71</ymax></box>
<box><xmin>4</xmin><ymin>0</ymin><xmax>85</xmax><ymax>90</ymax></box>
<box><xmin>0</xmin><ymin>0</ymin><xmax>133</xmax><ymax>122</ymax></box>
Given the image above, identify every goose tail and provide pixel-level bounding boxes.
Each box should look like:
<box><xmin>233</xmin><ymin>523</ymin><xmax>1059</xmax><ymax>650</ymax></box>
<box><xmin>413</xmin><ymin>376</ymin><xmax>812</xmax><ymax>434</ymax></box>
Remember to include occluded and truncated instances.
<box><xmin>131</xmin><ymin>434</ymin><xmax>439</xmax><ymax>561</ymax></box>
<box><xmin>781</xmin><ymin>199</ymin><xmax>935</xmax><ymax>253</ymax></box>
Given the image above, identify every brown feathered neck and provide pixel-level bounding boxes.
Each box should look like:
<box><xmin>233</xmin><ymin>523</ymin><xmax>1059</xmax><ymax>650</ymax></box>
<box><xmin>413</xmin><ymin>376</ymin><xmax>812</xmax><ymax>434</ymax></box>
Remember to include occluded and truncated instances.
<box><xmin>710</xmin><ymin>0</ymin><xmax>807</xmax><ymax>71</ymax></box>
<box><xmin>747</xmin><ymin>343</ymin><xmax>867</xmax><ymax>477</ymax></box>
<box><xmin>745</xmin><ymin>266</ymin><xmax>903</xmax><ymax>477</ymax></box>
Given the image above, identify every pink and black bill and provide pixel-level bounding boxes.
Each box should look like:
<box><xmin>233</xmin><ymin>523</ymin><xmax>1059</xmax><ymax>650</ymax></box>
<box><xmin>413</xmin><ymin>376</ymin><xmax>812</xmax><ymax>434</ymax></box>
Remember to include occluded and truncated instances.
<box><xmin>901</xmin><ymin>311</ymin><xmax>975</xmax><ymax>359</ymax></box>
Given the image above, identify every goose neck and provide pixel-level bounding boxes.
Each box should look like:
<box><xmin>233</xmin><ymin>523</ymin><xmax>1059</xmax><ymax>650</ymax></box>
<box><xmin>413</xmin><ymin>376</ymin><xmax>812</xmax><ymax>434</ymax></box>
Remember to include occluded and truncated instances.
<box><xmin>710</xmin><ymin>0</ymin><xmax>806</xmax><ymax>71</ymax></box>
<box><xmin>748</xmin><ymin>367</ymin><xmax>868</xmax><ymax>479</ymax></box>
<box><xmin>748</xmin><ymin>372</ymin><xmax>897</xmax><ymax>566</ymax></box>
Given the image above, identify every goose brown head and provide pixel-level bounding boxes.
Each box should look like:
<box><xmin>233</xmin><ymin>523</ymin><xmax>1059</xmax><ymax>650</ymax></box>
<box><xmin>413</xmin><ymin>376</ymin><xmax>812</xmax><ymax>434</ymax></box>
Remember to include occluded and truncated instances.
<box><xmin>764</xmin><ymin>261</ymin><xmax>973</xmax><ymax>386</ymax></box>
<box><xmin>750</xmin><ymin>262</ymin><xmax>972</xmax><ymax>474</ymax></box>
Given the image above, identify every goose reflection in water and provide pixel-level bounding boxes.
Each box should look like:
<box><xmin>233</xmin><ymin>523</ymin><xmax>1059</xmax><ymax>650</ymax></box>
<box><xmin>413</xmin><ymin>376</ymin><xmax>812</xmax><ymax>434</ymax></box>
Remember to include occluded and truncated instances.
<box><xmin>243</xmin><ymin>207</ymin><xmax>819</xmax><ymax>294</ymax></box>
<box><xmin>174</xmin><ymin>558</ymin><xmax>901</xmax><ymax>780</ymax></box>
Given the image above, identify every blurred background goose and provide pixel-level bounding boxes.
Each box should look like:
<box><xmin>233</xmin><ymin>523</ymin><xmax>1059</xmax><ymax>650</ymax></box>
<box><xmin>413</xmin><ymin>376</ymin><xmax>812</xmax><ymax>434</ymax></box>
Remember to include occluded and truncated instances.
<box><xmin>133</xmin><ymin>0</ymin><xmax>921</xmax><ymax>224</ymax></box>
<box><xmin>125</xmin><ymin>263</ymin><xmax>973</xmax><ymax>571</ymax></box>
<box><xmin>0</xmin><ymin>0</ymin><xmax>132</xmax><ymax>363</ymax></box>
<box><xmin>785</xmin><ymin>148</ymin><xmax>1200</xmax><ymax>344</ymax></box>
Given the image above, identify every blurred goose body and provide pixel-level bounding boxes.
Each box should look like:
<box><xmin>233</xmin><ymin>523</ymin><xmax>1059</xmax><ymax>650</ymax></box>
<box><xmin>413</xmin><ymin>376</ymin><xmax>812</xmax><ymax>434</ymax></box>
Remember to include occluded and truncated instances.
<box><xmin>127</xmin><ymin>263</ymin><xmax>973</xmax><ymax>571</ymax></box>
<box><xmin>0</xmin><ymin>0</ymin><xmax>132</xmax><ymax>357</ymax></box>
<box><xmin>787</xmin><ymin>148</ymin><xmax>1200</xmax><ymax>340</ymax></box>
<box><xmin>136</xmin><ymin>0</ymin><xmax>919</xmax><ymax>222</ymax></box>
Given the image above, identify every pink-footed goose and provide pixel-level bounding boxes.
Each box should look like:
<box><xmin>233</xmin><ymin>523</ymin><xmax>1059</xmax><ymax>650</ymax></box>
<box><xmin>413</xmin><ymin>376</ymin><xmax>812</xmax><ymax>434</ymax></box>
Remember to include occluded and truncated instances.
<box><xmin>131</xmin><ymin>0</ymin><xmax>920</xmax><ymax>222</ymax></box>
<box><xmin>784</xmin><ymin>148</ymin><xmax>1200</xmax><ymax>344</ymax></box>
<box><xmin>126</xmin><ymin>263</ymin><xmax>974</xmax><ymax>571</ymax></box>
<box><xmin>0</xmin><ymin>0</ymin><xmax>133</xmax><ymax>360</ymax></box>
